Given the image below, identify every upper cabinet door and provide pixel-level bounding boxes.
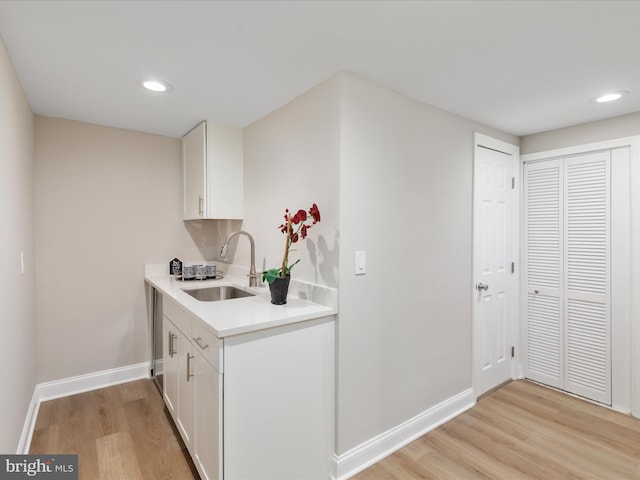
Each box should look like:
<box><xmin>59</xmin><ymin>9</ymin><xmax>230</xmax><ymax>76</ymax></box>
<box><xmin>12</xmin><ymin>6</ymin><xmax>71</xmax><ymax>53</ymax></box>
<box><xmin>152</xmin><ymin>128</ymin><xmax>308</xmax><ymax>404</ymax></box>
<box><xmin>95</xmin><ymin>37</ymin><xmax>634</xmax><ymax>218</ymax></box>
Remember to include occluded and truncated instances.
<box><xmin>183</xmin><ymin>122</ymin><xmax>207</xmax><ymax>220</ymax></box>
<box><xmin>182</xmin><ymin>121</ymin><xmax>244</xmax><ymax>220</ymax></box>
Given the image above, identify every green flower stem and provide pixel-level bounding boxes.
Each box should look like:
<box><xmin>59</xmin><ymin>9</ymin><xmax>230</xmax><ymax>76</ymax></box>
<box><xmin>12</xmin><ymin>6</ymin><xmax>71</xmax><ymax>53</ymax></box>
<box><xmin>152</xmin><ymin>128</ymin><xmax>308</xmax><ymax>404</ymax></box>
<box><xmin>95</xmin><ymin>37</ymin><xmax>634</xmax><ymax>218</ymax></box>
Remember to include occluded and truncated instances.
<box><xmin>281</xmin><ymin>212</ymin><xmax>291</xmax><ymax>278</ymax></box>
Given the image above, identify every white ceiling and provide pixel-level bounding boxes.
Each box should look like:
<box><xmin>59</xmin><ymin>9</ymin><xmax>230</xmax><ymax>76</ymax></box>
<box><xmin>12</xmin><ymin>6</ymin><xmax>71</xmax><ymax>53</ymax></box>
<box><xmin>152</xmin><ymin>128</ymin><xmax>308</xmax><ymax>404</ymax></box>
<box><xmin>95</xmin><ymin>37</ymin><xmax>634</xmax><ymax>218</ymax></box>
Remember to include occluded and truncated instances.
<box><xmin>0</xmin><ymin>0</ymin><xmax>639</xmax><ymax>138</ymax></box>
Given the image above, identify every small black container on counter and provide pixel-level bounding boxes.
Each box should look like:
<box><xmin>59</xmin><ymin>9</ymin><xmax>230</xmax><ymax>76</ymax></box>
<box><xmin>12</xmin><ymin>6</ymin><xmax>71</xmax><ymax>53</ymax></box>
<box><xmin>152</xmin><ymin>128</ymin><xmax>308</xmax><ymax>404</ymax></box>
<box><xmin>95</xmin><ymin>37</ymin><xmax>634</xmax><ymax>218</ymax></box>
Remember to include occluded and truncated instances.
<box><xmin>169</xmin><ymin>258</ymin><xmax>183</xmax><ymax>276</ymax></box>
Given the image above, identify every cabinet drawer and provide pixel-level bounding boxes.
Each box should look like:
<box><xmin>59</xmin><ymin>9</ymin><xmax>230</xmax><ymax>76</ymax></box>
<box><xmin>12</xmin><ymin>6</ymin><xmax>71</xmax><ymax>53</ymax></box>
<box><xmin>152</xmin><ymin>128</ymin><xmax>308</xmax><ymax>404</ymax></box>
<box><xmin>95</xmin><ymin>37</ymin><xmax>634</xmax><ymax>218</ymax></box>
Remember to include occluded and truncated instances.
<box><xmin>192</xmin><ymin>320</ymin><xmax>223</xmax><ymax>373</ymax></box>
<box><xmin>163</xmin><ymin>296</ymin><xmax>191</xmax><ymax>338</ymax></box>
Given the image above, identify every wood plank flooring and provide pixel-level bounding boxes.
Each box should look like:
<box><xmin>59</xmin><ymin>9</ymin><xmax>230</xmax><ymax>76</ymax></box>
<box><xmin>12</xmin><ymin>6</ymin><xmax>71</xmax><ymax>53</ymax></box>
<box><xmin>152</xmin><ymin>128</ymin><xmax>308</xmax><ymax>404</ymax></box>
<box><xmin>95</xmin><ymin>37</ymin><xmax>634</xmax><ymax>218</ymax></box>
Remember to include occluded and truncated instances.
<box><xmin>29</xmin><ymin>379</ymin><xmax>640</xmax><ymax>479</ymax></box>
<box><xmin>353</xmin><ymin>380</ymin><xmax>640</xmax><ymax>479</ymax></box>
<box><xmin>29</xmin><ymin>379</ymin><xmax>199</xmax><ymax>479</ymax></box>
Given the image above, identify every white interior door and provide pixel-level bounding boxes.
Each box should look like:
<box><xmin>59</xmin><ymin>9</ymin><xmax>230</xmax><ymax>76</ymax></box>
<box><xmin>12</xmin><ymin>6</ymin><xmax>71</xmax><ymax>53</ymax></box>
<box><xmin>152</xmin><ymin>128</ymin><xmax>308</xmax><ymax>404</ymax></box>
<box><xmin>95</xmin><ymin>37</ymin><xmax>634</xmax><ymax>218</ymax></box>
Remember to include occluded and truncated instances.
<box><xmin>524</xmin><ymin>151</ymin><xmax>611</xmax><ymax>405</ymax></box>
<box><xmin>473</xmin><ymin>142</ymin><xmax>515</xmax><ymax>397</ymax></box>
<box><xmin>563</xmin><ymin>152</ymin><xmax>611</xmax><ymax>404</ymax></box>
<box><xmin>524</xmin><ymin>160</ymin><xmax>563</xmax><ymax>389</ymax></box>
<box><xmin>522</xmin><ymin>138</ymin><xmax>635</xmax><ymax>414</ymax></box>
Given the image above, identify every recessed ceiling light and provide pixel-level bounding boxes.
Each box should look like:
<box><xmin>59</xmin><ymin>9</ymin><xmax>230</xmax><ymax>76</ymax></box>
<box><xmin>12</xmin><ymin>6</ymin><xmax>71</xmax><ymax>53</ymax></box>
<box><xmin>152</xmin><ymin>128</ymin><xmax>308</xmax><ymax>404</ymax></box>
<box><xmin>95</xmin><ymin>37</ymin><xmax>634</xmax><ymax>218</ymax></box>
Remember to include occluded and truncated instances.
<box><xmin>595</xmin><ymin>91</ymin><xmax>629</xmax><ymax>103</ymax></box>
<box><xmin>138</xmin><ymin>79</ymin><xmax>172</xmax><ymax>93</ymax></box>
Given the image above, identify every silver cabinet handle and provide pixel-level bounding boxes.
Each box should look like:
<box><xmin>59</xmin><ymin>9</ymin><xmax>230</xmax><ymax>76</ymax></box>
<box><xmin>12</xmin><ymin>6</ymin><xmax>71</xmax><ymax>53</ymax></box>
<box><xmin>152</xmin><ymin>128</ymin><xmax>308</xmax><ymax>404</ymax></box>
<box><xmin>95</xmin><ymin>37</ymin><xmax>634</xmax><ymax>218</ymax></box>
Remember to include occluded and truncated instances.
<box><xmin>186</xmin><ymin>353</ymin><xmax>194</xmax><ymax>381</ymax></box>
<box><xmin>193</xmin><ymin>337</ymin><xmax>209</xmax><ymax>350</ymax></box>
<box><xmin>476</xmin><ymin>282</ymin><xmax>489</xmax><ymax>291</ymax></box>
<box><xmin>168</xmin><ymin>332</ymin><xmax>177</xmax><ymax>358</ymax></box>
<box><xmin>198</xmin><ymin>195</ymin><xmax>204</xmax><ymax>216</ymax></box>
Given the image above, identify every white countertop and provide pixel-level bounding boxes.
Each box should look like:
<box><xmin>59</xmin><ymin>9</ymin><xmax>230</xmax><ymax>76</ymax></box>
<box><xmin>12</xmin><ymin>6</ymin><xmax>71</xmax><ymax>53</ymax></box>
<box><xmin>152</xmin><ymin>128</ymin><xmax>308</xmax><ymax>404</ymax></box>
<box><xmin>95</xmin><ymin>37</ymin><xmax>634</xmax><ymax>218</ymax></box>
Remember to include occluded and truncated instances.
<box><xmin>145</xmin><ymin>268</ymin><xmax>337</xmax><ymax>338</ymax></box>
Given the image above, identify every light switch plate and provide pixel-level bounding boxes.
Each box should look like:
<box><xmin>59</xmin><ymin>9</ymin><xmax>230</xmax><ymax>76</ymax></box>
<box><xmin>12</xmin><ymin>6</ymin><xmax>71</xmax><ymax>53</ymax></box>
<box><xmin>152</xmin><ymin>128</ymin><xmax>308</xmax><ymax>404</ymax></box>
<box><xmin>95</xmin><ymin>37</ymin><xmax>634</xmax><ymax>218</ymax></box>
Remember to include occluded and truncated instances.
<box><xmin>355</xmin><ymin>251</ymin><xmax>366</xmax><ymax>275</ymax></box>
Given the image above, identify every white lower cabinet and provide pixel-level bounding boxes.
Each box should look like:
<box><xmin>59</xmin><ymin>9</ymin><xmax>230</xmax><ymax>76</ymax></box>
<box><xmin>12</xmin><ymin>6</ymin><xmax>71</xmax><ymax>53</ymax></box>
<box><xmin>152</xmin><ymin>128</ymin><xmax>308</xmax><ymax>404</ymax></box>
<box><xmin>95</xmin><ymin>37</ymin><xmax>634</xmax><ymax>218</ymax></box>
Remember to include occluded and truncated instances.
<box><xmin>193</xmin><ymin>349</ymin><xmax>223</xmax><ymax>480</ymax></box>
<box><xmin>223</xmin><ymin>319</ymin><xmax>335</xmax><ymax>480</ymax></box>
<box><xmin>162</xmin><ymin>316</ymin><xmax>178</xmax><ymax>417</ymax></box>
<box><xmin>176</xmin><ymin>329</ymin><xmax>194</xmax><ymax>447</ymax></box>
<box><xmin>162</xmin><ymin>296</ymin><xmax>335</xmax><ymax>480</ymax></box>
<box><xmin>162</xmin><ymin>315</ymin><xmax>195</xmax><ymax>449</ymax></box>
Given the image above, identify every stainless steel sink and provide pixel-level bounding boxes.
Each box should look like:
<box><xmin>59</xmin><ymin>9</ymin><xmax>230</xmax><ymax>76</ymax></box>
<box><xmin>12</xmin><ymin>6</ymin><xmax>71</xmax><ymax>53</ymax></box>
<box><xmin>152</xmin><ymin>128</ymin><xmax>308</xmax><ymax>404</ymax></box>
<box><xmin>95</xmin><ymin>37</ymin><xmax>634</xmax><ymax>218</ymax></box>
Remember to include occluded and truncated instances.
<box><xmin>182</xmin><ymin>285</ymin><xmax>256</xmax><ymax>302</ymax></box>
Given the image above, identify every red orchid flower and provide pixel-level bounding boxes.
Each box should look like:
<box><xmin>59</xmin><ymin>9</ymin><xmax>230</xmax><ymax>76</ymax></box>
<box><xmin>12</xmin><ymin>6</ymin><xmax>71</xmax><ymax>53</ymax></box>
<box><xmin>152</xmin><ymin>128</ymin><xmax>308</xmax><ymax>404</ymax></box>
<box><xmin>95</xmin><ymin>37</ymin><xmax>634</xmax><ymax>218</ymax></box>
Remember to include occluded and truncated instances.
<box><xmin>263</xmin><ymin>203</ymin><xmax>321</xmax><ymax>284</ymax></box>
<box><xmin>309</xmin><ymin>203</ymin><xmax>321</xmax><ymax>224</ymax></box>
<box><xmin>291</xmin><ymin>210</ymin><xmax>306</xmax><ymax>225</ymax></box>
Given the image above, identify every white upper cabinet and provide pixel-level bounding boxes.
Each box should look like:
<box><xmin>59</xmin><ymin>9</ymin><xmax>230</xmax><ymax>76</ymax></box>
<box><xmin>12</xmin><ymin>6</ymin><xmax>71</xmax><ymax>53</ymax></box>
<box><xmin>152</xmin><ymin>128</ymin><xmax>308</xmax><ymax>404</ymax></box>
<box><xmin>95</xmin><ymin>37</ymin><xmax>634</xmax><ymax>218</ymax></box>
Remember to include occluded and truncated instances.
<box><xmin>182</xmin><ymin>121</ymin><xmax>243</xmax><ymax>220</ymax></box>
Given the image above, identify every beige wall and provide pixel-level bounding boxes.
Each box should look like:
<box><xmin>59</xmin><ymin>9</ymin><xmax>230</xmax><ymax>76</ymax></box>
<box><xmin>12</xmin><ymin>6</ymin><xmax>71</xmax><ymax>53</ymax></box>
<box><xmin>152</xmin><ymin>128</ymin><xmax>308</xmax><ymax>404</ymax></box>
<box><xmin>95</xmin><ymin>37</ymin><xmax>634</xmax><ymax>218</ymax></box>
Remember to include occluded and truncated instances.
<box><xmin>337</xmin><ymin>73</ymin><xmax>517</xmax><ymax>453</ymax></box>
<box><xmin>34</xmin><ymin>116</ymin><xmax>226</xmax><ymax>383</ymax></box>
<box><xmin>242</xmin><ymin>71</ymin><xmax>518</xmax><ymax>455</ymax></box>
<box><xmin>521</xmin><ymin>112</ymin><xmax>640</xmax><ymax>154</ymax></box>
<box><xmin>0</xmin><ymin>39</ymin><xmax>36</xmax><ymax>452</ymax></box>
<box><xmin>242</xmin><ymin>76</ymin><xmax>341</xmax><ymax>288</ymax></box>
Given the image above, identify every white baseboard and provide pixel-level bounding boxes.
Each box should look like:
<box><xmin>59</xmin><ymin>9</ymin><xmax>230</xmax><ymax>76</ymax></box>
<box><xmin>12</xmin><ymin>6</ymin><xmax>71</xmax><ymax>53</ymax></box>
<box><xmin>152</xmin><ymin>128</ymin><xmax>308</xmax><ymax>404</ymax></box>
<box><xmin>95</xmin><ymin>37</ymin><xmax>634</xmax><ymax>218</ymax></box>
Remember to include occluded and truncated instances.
<box><xmin>18</xmin><ymin>362</ymin><xmax>150</xmax><ymax>454</ymax></box>
<box><xmin>17</xmin><ymin>388</ymin><xmax>41</xmax><ymax>454</ymax></box>
<box><xmin>332</xmin><ymin>388</ymin><xmax>475</xmax><ymax>480</ymax></box>
<box><xmin>36</xmin><ymin>362</ymin><xmax>150</xmax><ymax>403</ymax></box>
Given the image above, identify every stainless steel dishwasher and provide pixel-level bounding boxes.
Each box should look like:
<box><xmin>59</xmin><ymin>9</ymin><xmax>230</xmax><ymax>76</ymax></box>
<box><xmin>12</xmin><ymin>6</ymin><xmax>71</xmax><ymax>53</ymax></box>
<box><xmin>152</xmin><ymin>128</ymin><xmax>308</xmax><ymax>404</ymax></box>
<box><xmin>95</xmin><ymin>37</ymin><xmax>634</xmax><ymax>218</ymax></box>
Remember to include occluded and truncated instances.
<box><xmin>151</xmin><ymin>288</ymin><xmax>163</xmax><ymax>393</ymax></box>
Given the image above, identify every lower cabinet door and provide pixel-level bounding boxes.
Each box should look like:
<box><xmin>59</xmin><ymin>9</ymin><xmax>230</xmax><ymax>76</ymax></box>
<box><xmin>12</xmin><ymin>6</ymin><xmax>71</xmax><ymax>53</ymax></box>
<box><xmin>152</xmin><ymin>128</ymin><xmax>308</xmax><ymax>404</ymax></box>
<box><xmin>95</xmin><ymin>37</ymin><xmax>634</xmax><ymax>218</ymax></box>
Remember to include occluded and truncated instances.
<box><xmin>162</xmin><ymin>316</ymin><xmax>178</xmax><ymax>418</ymax></box>
<box><xmin>193</xmin><ymin>350</ymin><xmax>223</xmax><ymax>480</ymax></box>
<box><xmin>176</xmin><ymin>332</ymin><xmax>194</xmax><ymax>448</ymax></box>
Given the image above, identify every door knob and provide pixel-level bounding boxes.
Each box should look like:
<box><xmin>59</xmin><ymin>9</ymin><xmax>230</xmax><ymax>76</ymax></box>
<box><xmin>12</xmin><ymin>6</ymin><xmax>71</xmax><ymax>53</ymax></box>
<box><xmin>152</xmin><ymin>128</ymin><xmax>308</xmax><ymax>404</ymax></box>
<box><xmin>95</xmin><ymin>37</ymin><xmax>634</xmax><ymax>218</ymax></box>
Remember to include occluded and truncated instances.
<box><xmin>476</xmin><ymin>282</ymin><xmax>489</xmax><ymax>291</ymax></box>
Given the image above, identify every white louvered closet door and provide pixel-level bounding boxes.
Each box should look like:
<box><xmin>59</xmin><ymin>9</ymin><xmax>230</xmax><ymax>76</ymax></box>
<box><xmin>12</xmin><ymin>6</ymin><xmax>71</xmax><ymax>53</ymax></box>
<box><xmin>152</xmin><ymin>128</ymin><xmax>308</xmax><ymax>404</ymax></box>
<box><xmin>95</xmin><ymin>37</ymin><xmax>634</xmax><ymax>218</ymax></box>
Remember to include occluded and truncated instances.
<box><xmin>524</xmin><ymin>152</ymin><xmax>611</xmax><ymax>405</ymax></box>
<box><xmin>564</xmin><ymin>152</ymin><xmax>610</xmax><ymax>404</ymax></box>
<box><xmin>524</xmin><ymin>160</ymin><xmax>563</xmax><ymax>389</ymax></box>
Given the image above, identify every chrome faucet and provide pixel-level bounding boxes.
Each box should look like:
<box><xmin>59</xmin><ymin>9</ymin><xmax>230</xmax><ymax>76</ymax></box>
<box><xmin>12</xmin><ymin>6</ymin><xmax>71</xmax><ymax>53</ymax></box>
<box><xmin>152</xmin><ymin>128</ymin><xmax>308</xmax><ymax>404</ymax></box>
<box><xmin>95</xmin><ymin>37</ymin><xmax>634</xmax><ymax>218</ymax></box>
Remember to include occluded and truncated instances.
<box><xmin>220</xmin><ymin>230</ymin><xmax>258</xmax><ymax>287</ymax></box>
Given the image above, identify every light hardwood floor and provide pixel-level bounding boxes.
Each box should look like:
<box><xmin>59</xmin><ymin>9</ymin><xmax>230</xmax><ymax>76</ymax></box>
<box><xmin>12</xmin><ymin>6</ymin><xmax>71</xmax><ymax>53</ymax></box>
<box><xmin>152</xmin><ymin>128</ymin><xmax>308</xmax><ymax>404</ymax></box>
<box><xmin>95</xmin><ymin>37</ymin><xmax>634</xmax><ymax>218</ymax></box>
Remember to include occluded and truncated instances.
<box><xmin>353</xmin><ymin>380</ymin><xmax>640</xmax><ymax>479</ymax></box>
<box><xmin>29</xmin><ymin>379</ymin><xmax>199</xmax><ymax>479</ymax></box>
<box><xmin>29</xmin><ymin>379</ymin><xmax>640</xmax><ymax>479</ymax></box>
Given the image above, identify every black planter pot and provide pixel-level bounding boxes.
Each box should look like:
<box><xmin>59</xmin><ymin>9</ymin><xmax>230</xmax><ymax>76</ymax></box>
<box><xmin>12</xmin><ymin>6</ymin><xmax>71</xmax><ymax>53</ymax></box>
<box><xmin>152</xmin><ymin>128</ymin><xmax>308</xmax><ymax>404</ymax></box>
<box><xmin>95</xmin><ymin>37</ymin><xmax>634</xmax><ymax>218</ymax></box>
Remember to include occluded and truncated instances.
<box><xmin>269</xmin><ymin>276</ymin><xmax>291</xmax><ymax>305</ymax></box>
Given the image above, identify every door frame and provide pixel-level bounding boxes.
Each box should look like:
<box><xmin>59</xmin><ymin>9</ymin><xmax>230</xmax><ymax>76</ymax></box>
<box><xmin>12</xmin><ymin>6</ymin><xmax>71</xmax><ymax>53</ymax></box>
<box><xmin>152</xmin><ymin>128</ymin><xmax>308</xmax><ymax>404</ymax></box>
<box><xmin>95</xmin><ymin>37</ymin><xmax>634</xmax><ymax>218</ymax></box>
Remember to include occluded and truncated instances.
<box><xmin>521</xmin><ymin>135</ymin><xmax>640</xmax><ymax>417</ymax></box>
<box><xmin>472</xmin><ymin>133</ymin><xmax>521</xmax><ymax>400</ymax></box>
